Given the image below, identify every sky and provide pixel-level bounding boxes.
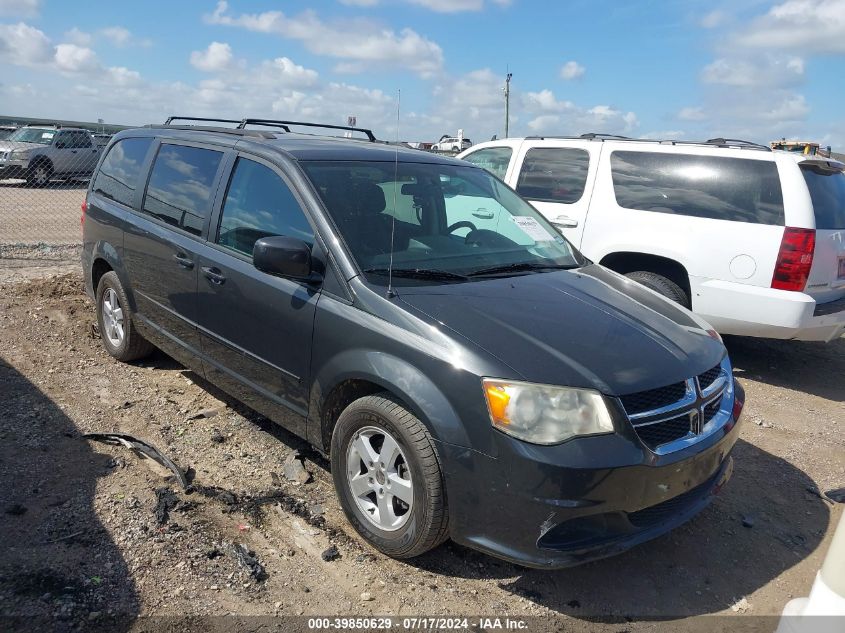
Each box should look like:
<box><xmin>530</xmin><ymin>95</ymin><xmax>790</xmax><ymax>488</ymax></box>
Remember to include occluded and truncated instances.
<box><xmin>1</xmin><ymin>0</ymin><xmax>844</xmax><ymax>147</ymax></box>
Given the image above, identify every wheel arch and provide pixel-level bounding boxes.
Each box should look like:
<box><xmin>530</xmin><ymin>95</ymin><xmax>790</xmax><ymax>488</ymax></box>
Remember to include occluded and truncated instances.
<box><xmin>308</xmin><ymin>352</ymin><xmax>470</xmax><ymax>456</ymax></box>
<box><xmin>90</xmin><ymin>241</ymin><xmax>137</xmax><ymax>312</ymax></box>
<box><xmin>599</xmin><ymin>251</ymin><xmax>691</xmax><ymax>302</ymax></box>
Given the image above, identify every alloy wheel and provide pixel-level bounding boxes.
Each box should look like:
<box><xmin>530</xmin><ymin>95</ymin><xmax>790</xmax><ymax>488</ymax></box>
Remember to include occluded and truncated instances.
<box><xmin>346</xmin><ymin>426</ymin><xmax>413</xmax><ymax>531</ymax></box>
<box><xmin>101</xmin><ymin>287</ymin><xmax>125</xmax><ymax>347</ymax></box>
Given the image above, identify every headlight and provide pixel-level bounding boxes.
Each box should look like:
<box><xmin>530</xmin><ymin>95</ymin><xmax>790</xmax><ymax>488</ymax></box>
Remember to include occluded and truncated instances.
<box><xmin>9</xmin><ymin>150</ymin><xmax>29</xmax><ymax>160</ymax></box>
<box><xmin>482</xmin><ymin>379</ymin><xmax>614</xmax><ymax>445</ymax></box>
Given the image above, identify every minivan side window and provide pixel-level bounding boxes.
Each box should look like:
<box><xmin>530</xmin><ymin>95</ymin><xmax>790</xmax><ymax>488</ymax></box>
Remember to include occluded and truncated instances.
<box><xmin>216</xmin><ymin>157</ymin><xmax>314</xmax><ymax>257</ymax></box>
<box><xmin>92</xmin><ymin>137</ymin><xmax>153</xmax><ymax>208</ymax></box>
<box><xmin>462</xmin><ymin>146</ymin><xmax>513</xmax><ymax>180</ymax></box>
<box><xmin>611</xmin><ymin>151</ymin><xmax>785</xmax><ymax>225</ymax></box>
<box><xmin>142</xmin><ymin>144</ymin><xmax>223</xmax><ymax>237</ymax></box>
<box><xmin>800</xmin><ymin>164</ymin><xmax>845</xmax><ymax>230</ymax></box>
<box><xmin>515</xmin><ymin>148</ymin><xmax>590</xmax><ymax>204</ymax></box>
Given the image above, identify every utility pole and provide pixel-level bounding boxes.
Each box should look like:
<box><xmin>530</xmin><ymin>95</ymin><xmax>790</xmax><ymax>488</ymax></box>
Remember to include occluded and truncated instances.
<box><xmin>504</xmin><ymin>72</ymin><xmax>512</xmax><ymax>138</ymax></box>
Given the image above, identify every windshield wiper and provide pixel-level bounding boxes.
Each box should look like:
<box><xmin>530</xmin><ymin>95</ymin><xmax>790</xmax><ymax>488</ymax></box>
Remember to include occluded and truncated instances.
<box><xmin>466</xmin><ymin>261</ymin><xmax>580</xmax><ymax>277</ymax></box>
<box><xmin>362</xmin><ymin>267</ymin><xmax>470</xmax><ymax>281</ymax></box>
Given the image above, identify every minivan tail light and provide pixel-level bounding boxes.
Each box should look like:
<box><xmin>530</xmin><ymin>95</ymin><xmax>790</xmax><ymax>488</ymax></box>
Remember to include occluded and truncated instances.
<box><xmin>81</xmin><ymin>197</ymin><xmax>87</xmax><ymax>228</ymax></box>
<box><xmin>771</xmin><ymin>227</ymin><xmax>815</xmax><ymax>292</ymax></box>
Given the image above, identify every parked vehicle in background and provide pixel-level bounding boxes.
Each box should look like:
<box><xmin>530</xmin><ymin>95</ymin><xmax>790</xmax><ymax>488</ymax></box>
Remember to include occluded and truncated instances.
<box><xmin>0</xmin><ymin>126</ymin><xmax>17</xmax><ymax>141</ymax></box>
<box><xmin>81</xmin><ymin>116</ymin><xmax>743</xmax><ymax>568</ymax></box>
<box><xmin>459</xmin><ymin>135</ymin><xmax>845</xmax><ymax>342</ymax></box>
<box><xmin>771</xmin><ymin>139</ymin><xmax>832</xmax><ymax>158</ymax></box>
<box><xmin>0</xmin><ymin>125</ymin><xmax>103</xmax><ymax>186</ymax></box>
<box><xmin>92</xmin><ymin>133</ymin><xmax>113</xmax><ymax>148</ymax></box>
<box><xmin>432</xmin><ymin>135</ymin><xmax>472</xmax><ymax>152</ymax></box>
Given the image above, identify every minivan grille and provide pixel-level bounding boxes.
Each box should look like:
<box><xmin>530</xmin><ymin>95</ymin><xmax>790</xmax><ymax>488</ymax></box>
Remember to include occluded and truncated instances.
<box><xmin>619</xmin><ymin>382</ymin><xmax>687</xmax><ymax>416</ymax></box>
<box><xmin>621</xmin><ymin>359</ymin><xmax>731</xmax><ymax>454</ymax></box>
<box><xmin>634</xmin><ymin>415</ymin><xmax>691</xmax><ymax>450</ymax></box>
<box><xmin>627</xmin><ymin>475</ymin><xmax>716</xmax><ymax>528</ymax></box>
<box><xmin>697</xmin><ymin>365</ymin><xmax>721</xmax><ymax>392</ymax></box>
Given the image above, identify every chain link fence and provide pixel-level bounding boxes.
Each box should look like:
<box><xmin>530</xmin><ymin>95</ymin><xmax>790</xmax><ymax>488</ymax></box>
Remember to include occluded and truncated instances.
<box><xmin>0</xmin><ymin>125</ymin><xmax>103</xmax><ymax>281</ymax></box>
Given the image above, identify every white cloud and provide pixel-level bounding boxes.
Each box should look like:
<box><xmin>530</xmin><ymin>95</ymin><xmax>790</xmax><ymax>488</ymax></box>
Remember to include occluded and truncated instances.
<box><xmin>522</xmin><ymin>90</ymin><xmax>638</xmax><ymax>136</ymax></box>
<box><xmin>678</xmin><ymin>106</ymin><xmax>707</xmax><ymax>121</ymax></box>
<box><xmin>0</xmin><ymin>21</ymin><xmax>52</xmax><ymax>65</ymax></box>
<box><xmin>702</xmin><ymin>55</ymin><xmax>805</xmax><ymax>87</ymax></box>
<box><xmin>258</xmin><ymin>57</ymin><xmax>319</xmax><ymax>87</ymax></box>
<box><xmin>54</xmin><ymin>43</ymin><xmax>99</xmax><ymax>73</ymax></box>
<box><xmin>0</xmin><ymin>0</ymin><xmax>39</xmax><ymax>17</ymax></box>
<box><xmin>99</xmin><ymin>25</ymin><xmax>151</xmax><ymax>48</ymax></box>
<box><xmin>559</xmin><ymin>60</ymin><xmax>585</xmax><ymax>80</ymax></box>
<box><xmin>640</xmin><ymin>130</ymin><xmax>685</xmax><ymax>140</ymax></box>
<box><xmin>205</xmin><ymin>1</ymin><xmax>443</xmax><ymax>77</ymax></box>
<box><xmin>64</xmin><ymin>27</ymin><xmax>91</xmax><ymax>46</ymax></box>
<box><xmin>740</xmin><ymin>0</ymin><xmax>845</xmax><ymax>53</ymax></box>
<box><xmin>340</xmin><ymin>0</ymin><xmax>380</xmax><ymax>6</ymax></box>
<box><xmin>190</xmin><ymin>41</ymin><xmax>234</xmax><ymax>72</ymax></box>
<box><xmin>700</xmin><ymin>10</ymin><xmax>727</xmax><ymax>29</ymax></box>
<box><xmin>342</xmin><ymin>0</ymin><xmax>510</xmax><ymax>10</ymax></box>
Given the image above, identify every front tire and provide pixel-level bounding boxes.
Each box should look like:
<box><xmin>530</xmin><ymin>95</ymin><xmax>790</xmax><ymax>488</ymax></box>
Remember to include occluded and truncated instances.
<box><xmin>331</xmin><ymin>394</ymin><xmax>449</xmax><ymax>559</ymax></box>
<box><xmin>625</xmin><ymin>270</ymin><xmax>690</xmax><ymax>308</ymax></box>
<box><xmin>26</xmin><ymin>161</ymin><xmax>52</xmax><ymax>187</ymax></box>
<box><xmin>95</xmin><ymin>271</ymin><xmax>155</xmax><ymax>362</ymax></box>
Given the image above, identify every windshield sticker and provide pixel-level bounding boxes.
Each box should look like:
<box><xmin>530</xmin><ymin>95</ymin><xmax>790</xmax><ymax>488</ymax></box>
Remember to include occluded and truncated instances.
<box><xmin>41</xmin><ymin>132</ymin><xmax>55</xmax><ymax>140</ymax></box>
<box><xmin>512</xmin><ymin>216</ymin><xmax>555</xmax><ymax>242</ymax></box>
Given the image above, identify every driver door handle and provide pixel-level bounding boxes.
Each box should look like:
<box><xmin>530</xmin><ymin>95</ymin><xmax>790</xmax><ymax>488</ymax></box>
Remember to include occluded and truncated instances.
<box><xmin>551</xmin><ymin>215</ymin><xmax>579</xmax><ymax>229</ymax></box>
<box><xmin>202</xmin><ymin>266</ymin><xmax>226</xmax><ymax>285</ymax></box>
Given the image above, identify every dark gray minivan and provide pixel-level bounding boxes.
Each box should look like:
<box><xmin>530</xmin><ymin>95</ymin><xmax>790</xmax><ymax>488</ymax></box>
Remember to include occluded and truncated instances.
<box><xmin>81</xmin><ymin>118</ymin><xmax>745</xmax><ymax>568</ymax></box>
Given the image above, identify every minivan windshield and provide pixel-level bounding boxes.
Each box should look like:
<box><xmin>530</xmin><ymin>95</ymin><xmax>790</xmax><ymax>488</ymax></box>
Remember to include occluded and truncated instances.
<box><xmin>7</xmin><ymin>128</ymin><xmax>55</xmax><ymax>145</ymax></box>
<box><xmin>301</xmin><ymin>161</ymin><xmax>584</xmax><ymax>284</ymax></box>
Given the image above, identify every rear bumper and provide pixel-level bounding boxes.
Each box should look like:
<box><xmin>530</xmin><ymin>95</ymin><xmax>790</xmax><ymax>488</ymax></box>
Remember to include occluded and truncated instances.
<box><xmin>693</xmin><ymin>277</ymin><xmax>845</xmax><ymax>342</ymax></box>
<box><xmin>438</xmin><ymin>382</ymin><xmax>744</xmax><ymax>569</ymax></box>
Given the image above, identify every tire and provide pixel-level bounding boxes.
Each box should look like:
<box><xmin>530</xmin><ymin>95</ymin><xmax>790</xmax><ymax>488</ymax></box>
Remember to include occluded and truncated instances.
<box><xmin>331</xmin><ymin>394</ymin><xmax>449</xmax><ymax>559</ymax></box>
<box><xmin>95</xmin><ymin>271</ymin><xmax>155</xmax><ymax>362</ymax></box>
<box><xmin>625</xmin><ymin>270</ymin><xmax>690</xmax><ymax>308</ymax></box>
<box><xmin>26</xmin><ymin>160</ymin><xmax>52</xmax><ymax>187</ymax></box>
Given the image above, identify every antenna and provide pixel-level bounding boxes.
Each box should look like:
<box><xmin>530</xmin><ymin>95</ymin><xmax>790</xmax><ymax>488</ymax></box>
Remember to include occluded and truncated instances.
<box><xmin>387</xmin><ymin>89</ymin><xmax>400</xmax><ymax>299</ymax></box>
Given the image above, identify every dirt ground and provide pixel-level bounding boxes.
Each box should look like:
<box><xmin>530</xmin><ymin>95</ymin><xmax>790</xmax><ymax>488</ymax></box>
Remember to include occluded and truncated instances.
<box><xmin>0</xmin><ymin>180</ymin><xmax>86</xmax><ymax>245</ymax></box>
<box><xmin>0</xmin><ymin>272</ymin><xmax>842</xmax><ymax>633</ymax></box>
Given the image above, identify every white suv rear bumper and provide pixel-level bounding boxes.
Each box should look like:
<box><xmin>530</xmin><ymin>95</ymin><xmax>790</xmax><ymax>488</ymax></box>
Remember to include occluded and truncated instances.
<box><xmin>692</xmin><ymin>277</ymin><xmax>845</xmax><ymax>342</ymax></box>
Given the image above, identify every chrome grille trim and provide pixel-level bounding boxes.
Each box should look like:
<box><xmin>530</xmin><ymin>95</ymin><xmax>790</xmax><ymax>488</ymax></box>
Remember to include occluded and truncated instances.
<box><xmin>622</xmin><ymin>356</ymin><xmax>734</xmax><ymax>455</ymax></box>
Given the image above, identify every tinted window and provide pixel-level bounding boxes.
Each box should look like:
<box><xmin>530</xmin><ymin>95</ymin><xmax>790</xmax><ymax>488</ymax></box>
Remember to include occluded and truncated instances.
<box><xmin>93</xmin><ymin>137</ymin><xmax>153</xmax><ymax>208</ymax></box>
<box><xmin>142</xmin><ymin>144</ymin><xmax>223</xmax><ymax>236</ymax></box>
<box><xmin>71</xmin><ymin>132</ymin><xmax>92</xmax><ymax>148</ymax></box>
<box><xmin>802</xmin><ymin>164</ymin><xmax>845</xmax><ymax>229</ymax></box>
<box><xmin>611</xmin><ymin>151</ymin><xmax>785</xmax><ymax>225</ymax></box>
<box><xmin>516</xmin><ymin>148</ymin><xmax>590</xmax><ymax>204</ymax></box>
<box><xmin>462</xmin><ymin>146</ymin><xmax>513</xmax><ymax>180</ymax></box>
<box><xmin>217</xmin><ymin>157</ymin><xmax>314</xmax><ymax>257</ymax></box>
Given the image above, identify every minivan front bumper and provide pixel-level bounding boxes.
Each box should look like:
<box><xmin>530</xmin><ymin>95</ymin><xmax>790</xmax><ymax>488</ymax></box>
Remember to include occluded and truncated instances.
<box><xmin>439</xmin><ymin>382</ymin><xmax>744</xmax><ymax>568</ymax></box>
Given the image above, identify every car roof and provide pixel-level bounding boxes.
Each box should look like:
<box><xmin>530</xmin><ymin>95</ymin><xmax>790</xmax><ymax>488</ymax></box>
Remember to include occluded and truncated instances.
<box><xmin>113</xmin><ymin>125</ymin><xmax>469</xmax><ymax>166</ymax></box>
<box><xmin>468</xmin><ymin>135</ymin><xmax>776</xmax><ymax>155</ymax></box>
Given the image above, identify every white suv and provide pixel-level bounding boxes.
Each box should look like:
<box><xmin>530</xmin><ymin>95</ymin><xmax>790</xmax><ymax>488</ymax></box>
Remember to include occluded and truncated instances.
<box><xmin>458</xmin><ymin>135</ymin><xmax>845</xmax><ymax>342</ymax></box>
<box><xmin>433</xmin><ymin>136</ymin><xmax>472</xmax><ymax>152</ymax></box>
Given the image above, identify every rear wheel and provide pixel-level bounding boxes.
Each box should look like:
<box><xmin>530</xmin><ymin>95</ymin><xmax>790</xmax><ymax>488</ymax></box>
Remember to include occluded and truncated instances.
<box><xmin>331</xmin><ymin>394</ymin><xmax>449</xmax><ymax>559</ymax></box>
<box><xmin>625</xmin><ymin>270</ymin><xmax>690</xmax><ymax>308</ymax></box>
<box><xmin>95</xmin><ymin>271</ymin><xmax>155</xmax><ymax>362</ymax></box>
<box><xmin>26</xmin><ymin>161</ymin><xmax>52</xmax><ymax>187</ymax></box>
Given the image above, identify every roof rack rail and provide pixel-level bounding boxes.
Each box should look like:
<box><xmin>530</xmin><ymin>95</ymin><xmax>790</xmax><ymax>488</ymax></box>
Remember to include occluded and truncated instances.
<box><xmin>237</xmin><ymin>118</ymin><xmax>377</xmax><ymax>142</ymax></box>
<box><xmin>579</xmin><ymin>132</ymin><xmax>631</xmax><ymax>140</ymax></box>
<box><xmin>146</xmin><ymin>124</ymin><xmax>276</xmax><ymax>139</ymax></box>
<box><xmin>164</xmin><ymin>116</ymin><xmax>242</xmax><ymax>126</ymax></box>
<box><xmin>705</xmin><ymin>137</ymin><xmax>771</xmax><ymax>151</ymax></box>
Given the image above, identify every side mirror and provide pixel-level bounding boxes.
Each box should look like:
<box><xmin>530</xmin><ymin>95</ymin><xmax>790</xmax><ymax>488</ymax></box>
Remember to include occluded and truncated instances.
<box><xmin>253</xmin><ymin>236</ymin><xmax>316</xmax><ymax>281</ymax></box>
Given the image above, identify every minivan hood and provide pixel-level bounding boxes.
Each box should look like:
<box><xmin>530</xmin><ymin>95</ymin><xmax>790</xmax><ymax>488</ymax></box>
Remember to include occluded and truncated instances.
<box><xmin>397</xmin><ymin>264</ymin><xmax>724</xmax><ymax>396</ymax></box>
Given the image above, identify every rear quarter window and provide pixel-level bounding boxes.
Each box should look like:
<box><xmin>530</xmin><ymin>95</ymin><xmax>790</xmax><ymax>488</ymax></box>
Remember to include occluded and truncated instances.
<box><xmin>611</xmin><ymin>151</ymin><xmax>785</xmax><ymax>225</ymax></box>
<box><xmin>801</xmin><ymin>164</ymin><xmax>845</xmax><ymax>229</ymax></box>
<box><xmin>461</xmin><ymin>146</ymin><xmax>513</xmax><ymax>180</ymax></box>
<box><xmin>92</xmin><ymin>137</ymin><xmax>153</xmax><ymax>208</ymax></box>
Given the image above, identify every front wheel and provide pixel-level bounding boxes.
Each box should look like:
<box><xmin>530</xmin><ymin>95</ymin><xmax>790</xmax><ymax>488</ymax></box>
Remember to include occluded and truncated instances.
<box><xmin>331</xmin><ymin>394</ymin><xmax>449</xmax><ymax>559</ymax></box>
<box><xmin>26</xmin><ymin>161</ymin><xmax>52</xmax><ymax>187</ymax></box>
